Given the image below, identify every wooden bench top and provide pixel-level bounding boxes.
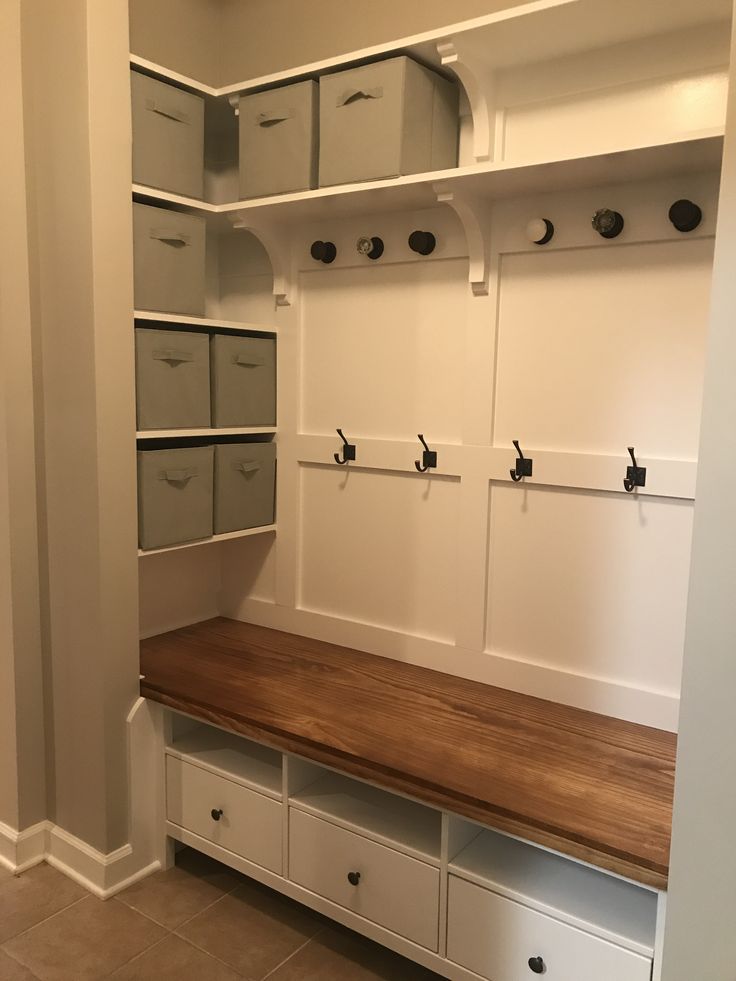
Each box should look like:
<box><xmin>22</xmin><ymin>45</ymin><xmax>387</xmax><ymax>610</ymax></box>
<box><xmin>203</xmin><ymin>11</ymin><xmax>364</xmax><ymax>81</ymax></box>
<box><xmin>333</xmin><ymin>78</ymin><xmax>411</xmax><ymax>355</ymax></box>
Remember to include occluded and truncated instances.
<box><xmin>140</xmin><ymin>617</ymin><xmax>676</xmax><ymax>888</ymax></box>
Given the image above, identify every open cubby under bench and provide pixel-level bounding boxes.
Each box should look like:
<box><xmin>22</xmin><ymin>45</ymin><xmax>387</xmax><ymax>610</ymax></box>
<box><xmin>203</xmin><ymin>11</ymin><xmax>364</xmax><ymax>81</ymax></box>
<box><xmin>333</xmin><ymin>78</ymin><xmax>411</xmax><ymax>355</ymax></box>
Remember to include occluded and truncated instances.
<box><xmin>139</xmin><ymin>616</ymin><xmax>675</xmax><ymax>891</ymax></box>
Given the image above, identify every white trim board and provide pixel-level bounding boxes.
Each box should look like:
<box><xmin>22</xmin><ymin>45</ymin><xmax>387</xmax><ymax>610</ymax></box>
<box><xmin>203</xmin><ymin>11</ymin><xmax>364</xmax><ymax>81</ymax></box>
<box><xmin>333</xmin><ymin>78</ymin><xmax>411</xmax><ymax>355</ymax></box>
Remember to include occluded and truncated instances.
<box><xmin>0</xmin><ymin>820</ymin><xmax>47</xmax><ymax>874</ymax></box>
<box><xmin>0</xmin><ymin>820</ymin><xmax>160</xmax><ymax>898</ymax></box>
<box><xmin>221</xmin><ymin>600</ymin><xmax>680</xmax><ymax>731</ymax></box>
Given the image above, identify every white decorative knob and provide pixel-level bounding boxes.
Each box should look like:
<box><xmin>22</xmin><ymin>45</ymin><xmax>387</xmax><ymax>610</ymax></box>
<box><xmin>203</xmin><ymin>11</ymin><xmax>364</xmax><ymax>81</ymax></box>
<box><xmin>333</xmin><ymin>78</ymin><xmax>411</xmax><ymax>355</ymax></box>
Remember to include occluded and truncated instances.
<box><xmin>526</xmin><ymin>218</ymin><xmax>554</xmax><ymax>245</ymax></box>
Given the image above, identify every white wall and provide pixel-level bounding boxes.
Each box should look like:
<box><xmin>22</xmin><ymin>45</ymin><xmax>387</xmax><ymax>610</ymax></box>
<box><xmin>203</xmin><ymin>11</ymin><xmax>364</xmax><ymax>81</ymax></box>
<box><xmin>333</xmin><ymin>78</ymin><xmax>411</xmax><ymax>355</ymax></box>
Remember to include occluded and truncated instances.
<box><xmin>661</xmin><ymin>10</ymin><xmax>736</xmax><ymax>980</ymax></box>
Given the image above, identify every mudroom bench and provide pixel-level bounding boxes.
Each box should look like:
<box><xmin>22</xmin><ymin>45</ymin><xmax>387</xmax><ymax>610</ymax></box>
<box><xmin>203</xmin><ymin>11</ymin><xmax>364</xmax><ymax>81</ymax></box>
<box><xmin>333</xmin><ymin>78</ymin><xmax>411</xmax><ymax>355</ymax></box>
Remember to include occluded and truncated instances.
<box><xmin>140</xmin><ymin>617</ymin><xmax>675</xmax><ymax>980</ymax></box>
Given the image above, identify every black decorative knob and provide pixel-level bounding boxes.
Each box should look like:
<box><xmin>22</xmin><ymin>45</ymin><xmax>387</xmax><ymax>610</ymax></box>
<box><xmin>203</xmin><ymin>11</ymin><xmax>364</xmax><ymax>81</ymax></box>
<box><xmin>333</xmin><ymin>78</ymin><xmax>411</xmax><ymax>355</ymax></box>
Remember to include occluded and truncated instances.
<box><xmin>669</xmin><ymin>199</ymin><xmax>702</xmax><ymax>233</ymax></box>
<box><xmin>526</xmin><ymin>218</ymin><xmax>554</xmax><ymax>245</ymax></box>
<box><xmin>592</xmin><ymin>208</ymin><xmax>624</xmax><ymax>239</ymax></box>
<box><xmin>408</xmin><ymin>230</ymin><xmax>436</xmax><ymax>255</ymax></box>
<box><xmin>528</xmin><ymin>956</ymin><xmax>545</xmax><ymax>974</ymax></box>
<box><xmin>310</xmin><ymin>240</ymin><xmax>337</xmax><ymax>264</ymax></box>
<box><xmin>211</xmin><ymin>808</ymin><xmax>223</xmax><ymax>821</ymax></box>
<box><xmin>356</xmin><ymin>236</ymin><xmax>384</xmax><ymax>260</ymax></box>
<box><xmin>347</xmin><ymin>871</ymin><xmax>361</xmax><ymax>886</ymax></box>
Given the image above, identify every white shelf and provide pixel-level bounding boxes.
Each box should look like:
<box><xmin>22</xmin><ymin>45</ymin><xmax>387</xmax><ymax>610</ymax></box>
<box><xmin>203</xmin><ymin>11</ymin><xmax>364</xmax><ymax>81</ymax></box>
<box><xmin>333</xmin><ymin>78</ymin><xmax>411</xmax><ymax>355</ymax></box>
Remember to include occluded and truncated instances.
<box><xmin>136</xmin><ymin>427</ymin><xmax>277</xmax><ymax>439</ymax></box>
<box><xmin>138</xmin><ymin>524</ymin><xmax>276</xmax><ymax>557</ymax></box>
<box><xmin>167</xmin><ymin>726</ymin><xmax>283</xmax><ymax>799</ymax></box>
<box><xmin>134</xmin><ymin>310</ymin><xmax>278</xmax><ymax>335</ymax></box>
<box><xmin>449</xmin><ymin>830</ymin><xmax>658</xmax><ymax>956</ymax></box>
<box><xmin>133</xmin><ymin>182</ymin><xmax>219</xmax><ymax>214</ymax></box>
<box><xmin>130</xmin><ymin>54</ymin><xmax>219</xmax><ymax>97</ymax></box>
<box><xmin>133</xmin><ymin>135</ymin><xmax>723</xmax><ymax>227</ymax></box>
<box><xmin>289</xmin><ymin>771</ymin><xmax>442</xmax><ymax>866</ymax></box>
<box><xmin>221</xmin><ymin>134</ymin><xmax>724</xmax><ymax>224</ymax></box>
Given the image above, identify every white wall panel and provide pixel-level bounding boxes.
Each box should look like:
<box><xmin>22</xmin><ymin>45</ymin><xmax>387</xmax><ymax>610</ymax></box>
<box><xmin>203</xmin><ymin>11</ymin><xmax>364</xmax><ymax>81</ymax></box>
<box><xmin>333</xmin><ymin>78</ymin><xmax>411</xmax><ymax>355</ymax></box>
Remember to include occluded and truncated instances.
<box><xmin>300</xmin><ymin>260</ymin><xmax>467</xmax><ymax>442</ymax></box>
<box><xmin>219</xmin><ymin>533</ymin><xmax>277</xmax><ymax>611</ymax></box>
<box><xmin>299</xmin><ymin>466</ymin><xmax>459</xmax><ymax>643</ymax></box>
<box><xmin>486</xmin><ymin>483</ymin><xmax>694</xmax><ymax>694</ymax></box>
<box><xmin>493</xmin><ymin>238</ymin><xmax>714</xmax><ymax>458</ymax></box>
<box><xmin>504</xmin><ymin>70</ymin><xmax>727</xmax><ymax>162</ymax></box>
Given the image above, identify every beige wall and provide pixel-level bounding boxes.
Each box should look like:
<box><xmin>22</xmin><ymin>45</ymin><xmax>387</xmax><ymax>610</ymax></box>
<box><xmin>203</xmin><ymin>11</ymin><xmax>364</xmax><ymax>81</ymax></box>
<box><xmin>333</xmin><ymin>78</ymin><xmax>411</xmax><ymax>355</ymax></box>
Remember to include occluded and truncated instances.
<box><xmin>128</xmin><ymin>0</ymin><xmax>221</xmax><ymax>84</ymax></box>
<box><xmin>0</xmin><ymin>0</ymin><xmax>46</xmax><ymax>833</ymax></box>
<box><xmin>21</xmin><ymin>0</ymin><xmax>140</xmax><ymax>853</ymax></box>
<box><xmin>129</xmin><ymin>0</ymin><xmax>531</xmax><ymax>86</ymax></box>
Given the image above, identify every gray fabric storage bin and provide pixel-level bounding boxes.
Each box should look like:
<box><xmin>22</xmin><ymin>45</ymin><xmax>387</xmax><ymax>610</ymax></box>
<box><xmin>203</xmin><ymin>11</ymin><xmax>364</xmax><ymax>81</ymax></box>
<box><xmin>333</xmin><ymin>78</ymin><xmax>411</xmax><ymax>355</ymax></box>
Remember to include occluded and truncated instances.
<box><xmin>214</xmin><ymin>442</ymin><xmax>276</xmax><ymax>534</ymax></box>
<box><xmin>239</xmin><ymin>80</ymin><xmax>318</xmax><ymax>198</ymax></box>
<box><xmin>135</xmin><ymin>328</ymin><xmax>211</xmax><ymax>430</ymax></box>
<box><xmin>138</xmin><ymin>445</ymin><xmax>214</xmax><ymax>549</ymax></box>
<box><xmin>131</xmin><ymin>71</ymin><xmax>204</xmax><ymax>198</ymax></box>
<box><xmin>319</xmin><ymin>56</ymin><xmax>458</xmax><ymax>187</ymax></box>
<box><xmin>211</xmin><ymin>334</ymin><xmax>276</xmax><ymax>427</ymax></box>
<box><xmin>133</xmin><ymin>203</ymin><xmax>206</xmax><ymax>315</ymax></box>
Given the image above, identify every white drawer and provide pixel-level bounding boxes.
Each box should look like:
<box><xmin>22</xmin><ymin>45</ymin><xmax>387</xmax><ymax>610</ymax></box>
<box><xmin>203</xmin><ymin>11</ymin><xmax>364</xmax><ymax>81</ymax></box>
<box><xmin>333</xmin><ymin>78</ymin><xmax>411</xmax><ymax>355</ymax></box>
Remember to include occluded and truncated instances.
<box><xmin>166</xmin><ymin>756</ymin><xmax>282</xmax><ymax>874</ymax></box>
<box><xmin>447</xmin><ymin>876</ymin><xmax>652</xmax><ymax>981</ymax></box>
<box><xmin>289</xmin><ymin>808</ymin><xmax>439</xmax><ymax>950</ymax></box>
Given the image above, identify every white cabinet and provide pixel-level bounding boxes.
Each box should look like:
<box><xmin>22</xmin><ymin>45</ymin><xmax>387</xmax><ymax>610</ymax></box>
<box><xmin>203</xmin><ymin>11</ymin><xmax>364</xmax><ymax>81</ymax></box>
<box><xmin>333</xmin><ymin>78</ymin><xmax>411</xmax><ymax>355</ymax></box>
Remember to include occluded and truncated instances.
<box><xmin>288</xmin><ymin>808</ymin><xmax>440</xmax><ymax>951</ymax></box>
<box><xmin>447</xmin><ymin>875</ymin><xmax>652</xmax><ymax>981</ymax></box>
<box><xmin>166</xmin><ymin>756</ymin><xmax>282</xmax><ymax>873</ymax></box>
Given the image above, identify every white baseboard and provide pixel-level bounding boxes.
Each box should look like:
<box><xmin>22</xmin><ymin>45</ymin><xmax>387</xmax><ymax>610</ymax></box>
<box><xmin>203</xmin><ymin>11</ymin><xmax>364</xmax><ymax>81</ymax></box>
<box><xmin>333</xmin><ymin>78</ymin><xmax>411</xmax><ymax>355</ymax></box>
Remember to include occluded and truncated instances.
<box><xmin>0</xmin><ymin>820</ymin><xmax>159</xmax><ymax>898</ymax></box>
<box><xmin>225</xmin><ymin>598</ymin><xmax>680</xmax><ymax>731</ymax></box>
<box><xmin>46</xmin><ymin>825</ymin><xmax>160</xmax><ymax>899</ymax></box>
<box><xmin>0</xmin><ymin>819</ymin><xmax>48</xmax><ymax>874</ymax></box>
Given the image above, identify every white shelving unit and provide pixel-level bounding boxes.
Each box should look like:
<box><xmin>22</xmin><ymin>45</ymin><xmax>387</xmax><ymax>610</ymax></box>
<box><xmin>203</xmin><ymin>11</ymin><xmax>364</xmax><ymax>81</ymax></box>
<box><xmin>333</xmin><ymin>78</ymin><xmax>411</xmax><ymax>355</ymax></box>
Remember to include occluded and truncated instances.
<box><xmin>167</xmin><ymin>726</ymin><xmax>283</xmax><ymax>799</ymax></box>
<box><xmin>125</xmin><ymin>4</ymin><xmax>733</xmax><ymax>976</ymax></box>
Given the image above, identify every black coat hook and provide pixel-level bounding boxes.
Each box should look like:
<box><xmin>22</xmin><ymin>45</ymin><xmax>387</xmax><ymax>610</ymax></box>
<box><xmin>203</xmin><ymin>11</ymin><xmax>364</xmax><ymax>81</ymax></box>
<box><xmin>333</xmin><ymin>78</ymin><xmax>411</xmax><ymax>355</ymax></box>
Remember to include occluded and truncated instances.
<box><xmin>415</xmin><ymin>434</ymin><xmax>437</xmax><ymax>472</ymax></box>
<box><xmin>592</xmin><ymin>208</ymin><xmax>624</xmax><ymax>239</ymax></box>
<box><xmin>408</xmin><ymin>231</ymin><xmax>436</xmax><ymax>256</ymax></box>
<box><xmin>510</xmin><ymin>440</ymin><xmax>533</xmax><ymax>482</ymax></box>
<box><xmin>334</xmin><ymin>428</ymin><xmax>356</xmax><ymax>465</ymax></box>
<box><xmin>623</xmin><ymin>447</ymin><xmax>646</xmax><ymax>492</ymax></box>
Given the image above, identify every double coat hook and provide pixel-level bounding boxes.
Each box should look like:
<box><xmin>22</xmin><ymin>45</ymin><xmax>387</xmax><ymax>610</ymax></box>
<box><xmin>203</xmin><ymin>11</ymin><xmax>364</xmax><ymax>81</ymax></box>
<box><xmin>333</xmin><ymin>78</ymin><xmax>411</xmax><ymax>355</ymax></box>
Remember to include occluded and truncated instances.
<box><xmin>623</xmin><ymin>447</ymin><xmax>646</xmax><ymax>492</ymax></box>
<box><xmin>510</xmin><ymin>440</ymin><xmax>533</xmax><ymax>482</ymax></box>
<box><xmin>415</xmin><ymin>435</ymin><xmax>437</xmax><ymax>473</ymax></box>
<box><xmin>334</xmin><ymin>428</ymin><xmax>356</xmax><ymax>465</ymax></box>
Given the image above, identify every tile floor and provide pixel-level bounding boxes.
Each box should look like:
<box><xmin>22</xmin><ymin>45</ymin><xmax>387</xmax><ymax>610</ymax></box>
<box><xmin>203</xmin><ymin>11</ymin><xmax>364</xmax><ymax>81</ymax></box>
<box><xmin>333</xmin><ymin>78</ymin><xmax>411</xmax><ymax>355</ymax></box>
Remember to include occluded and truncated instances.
<box><xmin>0</xmin><ymin>850</ymin><xmax>443</xmax><ymax>980</ymax></box>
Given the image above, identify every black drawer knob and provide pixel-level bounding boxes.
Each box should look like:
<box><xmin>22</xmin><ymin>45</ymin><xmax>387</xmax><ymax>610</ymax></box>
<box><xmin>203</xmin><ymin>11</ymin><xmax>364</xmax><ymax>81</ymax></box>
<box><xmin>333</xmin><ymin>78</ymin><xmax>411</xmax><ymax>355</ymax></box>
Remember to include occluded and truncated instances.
<box><xmin>347</xmin><ymin>871</ymin><xmax>361</xmax><ymax>886</ymax></box>
<box><xmin>211</xmin><ymin>808</ymin><xmax>223</xmax><ymax>822</ymax></box>
<box><xmin>528</xmin><ymin>956</ymin><xmax>545</xmax><ymax>974</ymax></box>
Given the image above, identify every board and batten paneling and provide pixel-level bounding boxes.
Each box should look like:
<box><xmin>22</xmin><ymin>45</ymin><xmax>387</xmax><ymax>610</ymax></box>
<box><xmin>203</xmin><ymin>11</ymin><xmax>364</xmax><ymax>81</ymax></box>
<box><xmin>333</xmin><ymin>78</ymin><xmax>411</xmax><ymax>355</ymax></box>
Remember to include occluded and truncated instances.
<box><xmin>487</xmin><ymin>484</ymin><xmax>694</xmax><ymax>695</ymax></box>
<box><xmin>493</xmin><ymin>238</ymin><xmax>714</xmax><ymax>458</ymax></box>
<box><xmin>299</xmin><ymin>260</ymin><xmax>468</xmax><ymax>443</ymax></box>
<box><xmin>298</xmin><ymin>466</ymin><xmax>459</xmax><ymax>643</ymax></box>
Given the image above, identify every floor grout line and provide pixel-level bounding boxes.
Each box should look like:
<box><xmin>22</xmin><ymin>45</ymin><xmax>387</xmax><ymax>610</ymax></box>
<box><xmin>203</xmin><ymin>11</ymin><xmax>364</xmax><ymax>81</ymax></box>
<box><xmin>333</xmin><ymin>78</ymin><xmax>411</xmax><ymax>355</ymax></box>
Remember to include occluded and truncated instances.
<box><xmin>172</xmin><ymin>931</ymin><xmax>251</xmax><ymax>978</ymax></box>
<box><xmin>99</xmin><ymin>934</ymin><xmax>171</xmax><ymax>980</ymax></box>
<box><xmin>0</xmin><ymin>893</ymin><xmax>89</xmax><ymax>946</ymax></box>
<box><xmin>172</xmin><ymin>888</ymin><xmax>232</xmax><ymax>931</ymax></box>
<box><xmin>260</xmin><ymin>927</ymin><xmax>328</xmax><ymax>981</ymax></box>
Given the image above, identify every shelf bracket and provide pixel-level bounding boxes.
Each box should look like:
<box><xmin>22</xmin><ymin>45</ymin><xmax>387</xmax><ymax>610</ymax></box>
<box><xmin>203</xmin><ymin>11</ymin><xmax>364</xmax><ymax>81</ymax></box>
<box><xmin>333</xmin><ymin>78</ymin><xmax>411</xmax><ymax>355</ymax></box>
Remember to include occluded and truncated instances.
<box><xmin>437</xmin><ymin>37</ymin><xmax>497</xmax><ymax>164</ymax></box>
<box><xmin>228</xmin><ymin>215</ymin><xmax>295</xmax><ymax>307</ymax></box>
<box><xmin>228</xmin><ymin>94</ymin><xmax>240</xmax><ymax>116</ymax></box>
<box><xmin>434</xmin><ymin>184</ymin><xmax>491</xmax><ymax>296</ymax></box>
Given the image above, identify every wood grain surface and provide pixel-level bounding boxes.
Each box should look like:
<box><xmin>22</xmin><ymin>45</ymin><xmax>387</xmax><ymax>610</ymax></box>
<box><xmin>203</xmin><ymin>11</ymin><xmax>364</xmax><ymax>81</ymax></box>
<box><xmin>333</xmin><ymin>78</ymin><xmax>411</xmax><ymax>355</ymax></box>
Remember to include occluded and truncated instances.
<box><xmin>140</xmin><ymin>617</ymin><xmax>675</xmax><ymax>888</ymax></box>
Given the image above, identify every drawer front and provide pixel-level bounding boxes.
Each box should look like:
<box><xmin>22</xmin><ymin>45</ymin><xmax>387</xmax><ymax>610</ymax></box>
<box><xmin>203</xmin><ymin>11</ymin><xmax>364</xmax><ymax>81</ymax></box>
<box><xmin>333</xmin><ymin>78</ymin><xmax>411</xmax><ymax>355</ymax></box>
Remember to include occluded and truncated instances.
<box><xmin>447</xmin><ymin>876</ymin><xmax>652</xmax><ymax>981</ymax></box>
<box><xmin>166</xmin><ymin>757</ymin><xmax>282</xmax><ymax>873</ymax></box>
<box><xmin>289</xmin><ymin>808</ymin><xmax>439</xmax><ymax>950</ymax></box>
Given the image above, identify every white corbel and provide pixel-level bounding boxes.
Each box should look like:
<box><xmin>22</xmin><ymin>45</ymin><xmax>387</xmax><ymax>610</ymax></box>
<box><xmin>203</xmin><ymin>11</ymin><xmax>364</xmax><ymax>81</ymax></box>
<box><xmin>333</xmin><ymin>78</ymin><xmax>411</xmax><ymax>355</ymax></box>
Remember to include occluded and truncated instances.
<box><xmin>436</xmin><ymin>38</ymin><xmax>498</xmax><ymax>164</ymax></box>
<box><xmin>228</xmin><ymin>93</ymin><xmax>240</xmax><ymax>116</ymax></box>
<box><xmin>434</xmin><ymin>183</ymin><xmax>491</xmax><ymax>296</ymax></box>
<box><xmin>228</xmin><ymin>214</ymin><xmax>295</xmax><ymax>307</ymax></box>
